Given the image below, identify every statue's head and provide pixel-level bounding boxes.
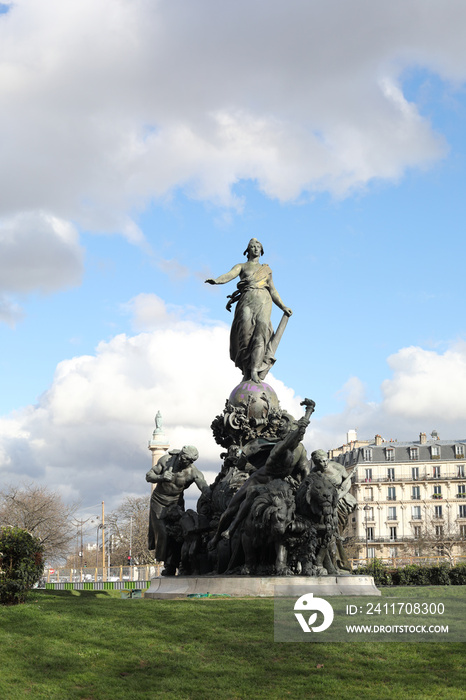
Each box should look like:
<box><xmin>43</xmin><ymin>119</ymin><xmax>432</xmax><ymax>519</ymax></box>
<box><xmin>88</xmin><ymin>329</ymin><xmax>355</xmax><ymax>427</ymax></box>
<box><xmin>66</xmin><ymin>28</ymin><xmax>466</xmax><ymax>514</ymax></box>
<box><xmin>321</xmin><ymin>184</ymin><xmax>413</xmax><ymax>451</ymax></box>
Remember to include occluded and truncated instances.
<box><xmin>179</xmin><ymin>445</ymin><xmax>199</xmax><ymax>466</ymax></box>
<box><xmin>243</xmin><ymin>238</ymin><xmax>264</xmax><ymax>257</ymax></box>
<box><xmin>277</xmin><ymin>412</ymin><xmax>298</xmax><ymax>438</ymax></box>
<box><xmin>311</xmin><ymin>449</ymin><xmax>329</xmax><ymax>470</ymax></box>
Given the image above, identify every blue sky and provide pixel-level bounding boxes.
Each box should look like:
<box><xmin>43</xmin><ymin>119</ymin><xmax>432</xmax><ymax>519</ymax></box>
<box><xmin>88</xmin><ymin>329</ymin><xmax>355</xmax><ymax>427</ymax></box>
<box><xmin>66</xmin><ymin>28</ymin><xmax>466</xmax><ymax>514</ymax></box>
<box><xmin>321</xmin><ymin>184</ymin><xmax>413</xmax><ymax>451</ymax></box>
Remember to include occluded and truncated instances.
<box><xmin>1</xmin><ymin>1</ymin><xmax>466</xmax><ymax>514</ymax></box>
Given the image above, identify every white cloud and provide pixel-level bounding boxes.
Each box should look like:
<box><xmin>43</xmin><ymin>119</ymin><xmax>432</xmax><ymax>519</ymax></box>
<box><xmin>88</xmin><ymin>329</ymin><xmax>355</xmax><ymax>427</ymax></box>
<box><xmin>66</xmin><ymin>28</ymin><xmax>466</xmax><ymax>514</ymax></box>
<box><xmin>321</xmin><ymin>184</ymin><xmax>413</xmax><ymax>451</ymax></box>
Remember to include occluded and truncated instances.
<box><xmin>121</xmin><ymin>293</ymin><xmax>209</xmax><ymax>332</ymax></box>
<box><xmin>0</xmin><ymin>295</ymin><xmax>465</xmax><ymax>510</ymax></box>
<box><xmin>382</xmin><ymin>343</ymin><xmax>466</xmax><ymax>422</ymax></box>
<box><xmin>1</xmin><ymin>1</ymin><xmax>465</xmax><ymax>317</ymax></box>
<box><xmin>0</xmin><ymin>295</ymin><xmax>24</xmax><ymax>327</ymax></box>
<box><xmin>0</xmin><ymin>211</ymin><xmax>83</xmax><ymax>293</ymax></box>
<box><xmin>0</xmin><ymin>302</ymin><xmax>303</xmax><ymax>509</ymax></box>
<box><xmin>309</xmin><ymin>342</ymin><xmax>466</xmax><ymax>450</ymax></box>
<box><xmin>0</xmin><ymin>210</ymin><xmax>84</xmax><ymax>323</ymax></box>
<box><xmin>0</xmin><ymin>0</ymin><xmax>464</xmax><ymax>231</ymax></box>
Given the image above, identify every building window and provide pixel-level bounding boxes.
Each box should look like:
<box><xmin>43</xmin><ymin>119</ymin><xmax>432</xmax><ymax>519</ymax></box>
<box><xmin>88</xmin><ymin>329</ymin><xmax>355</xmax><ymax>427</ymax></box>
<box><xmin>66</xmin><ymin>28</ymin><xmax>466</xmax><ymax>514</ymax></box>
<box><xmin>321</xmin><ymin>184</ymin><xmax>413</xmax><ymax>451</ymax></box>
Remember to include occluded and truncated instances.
<box><xmin>387</xmin><ymin>467</ymin><xmax>395</xmax><ymax>481</ymax></box>
<box><xmin>366</xmin><ymin>527</ymin><xmax>374</xmax><ymax>541</ymax></box>
<box><xmin>433</xmin><ymin>465</ymin><xmax>441</xmax><ymax>479</ymax></box>
<box><xmin>367</xmin><ymin>547</ymin><xmax>375</xmax><ymax>558</ymax></box>
<box><xmin>364</xmin><ymin>449</ymin><xmax>372</xmax><ymax>462</ymax></box>
<box><xmin>412</xmin><ymin>486</ymin><xmax>421</xmax><ymax>500</ymax></box>
<box><xmin>389</xmin><ymin>527</ymin><xmax>397</xmax><ymax>541</ymax></box>
<box><xmin>387</xmin><ymin>486</ymin><xmax>396</xmax><ymax>500</ymax></box>
<box><xmin>455</xmin><ymin>445</ymin><xmax>465</xmax><ymax>458</ymax></box>
<box><xmin>458</xmin><ymin>465</ymin><xmax>465</xmax><ymax>478</ymax></box>
<box><xmin>364</xmin><ymin>507</ymin><xmax>374</xmax><ymax>520</ymax></box>
<box><xmin>364</xmin><ymin>487</ymin><xmax>373</xmax><ymax>502</ymax></box>
<box><xmin>434</xmin><ymin>505</ymin><xmax>443</xmax><ymax>518</ymax></box>
<box><xmin>460</xmin><ymin>524</ymin><xmax>466</xmax><ymax>538</ymax></box>
<box><xmin>365</xmin><ymin>468</ymin><xmax>372</xmax><ymax>481</ymax></box>
<box><xmin>388</xmin><ymin>506</ymin><xmax>397</xmax><ymax>520</ymax></box>
<box><xmin>433</xmin><ymin>485</ymin><xmax>442</xmax><ymax>499</ymax></box>
<box><xmin>411</xmin><ymin>506</ymin><xmax>421</xmax><ymax>520</ymax></box>
<box><xmin>458</xmin><ymin>485</ymin><xmax>466</xmax><ymax>497</ymax></box>
<box><xmin>413</xmin><ymin>526</ymin><xmax>421</xmax><ymax>539</ymax></box>
<box><xmin>389</xmin><ymin>547</ymin><xmax>398</xmax><ymax>557</ymax></box>
<box><xmin>410</xmin><ymin>447</ymin><xmax>419</xmax><ymax>461</ymax></box>
<box><xmin>431</xmin><ymin>445</ymin><xmax>440</xmax><ymax>459</ymax></box>
<box><xmin>459</xmin><ymin>505</ymin><xmax>466</xmax><ymax>519</ymax></box>
<box><xmin>435</xmin><ymin>526</ymin><xmax>444</xmax><ymax>538</ymax></box>
<box><xmin>386</xmin><ymin>448</ymin><xmax>395</xmax><ymax>462</ymax></box>
<box><xmin>412</xmin><ymin>467</ymin><xmax>419</xmax><ymax>480</ymax></box>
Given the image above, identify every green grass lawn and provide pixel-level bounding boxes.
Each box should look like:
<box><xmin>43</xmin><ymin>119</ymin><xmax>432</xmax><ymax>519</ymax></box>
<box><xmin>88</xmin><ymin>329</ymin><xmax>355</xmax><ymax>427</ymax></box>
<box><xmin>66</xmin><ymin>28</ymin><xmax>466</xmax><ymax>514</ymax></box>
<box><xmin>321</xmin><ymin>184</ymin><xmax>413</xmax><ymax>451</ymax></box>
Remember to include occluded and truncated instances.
<box><xmin>0</xmin><ymin>587</ymin><xmax>464</xmax><ymax>700</ymax></box>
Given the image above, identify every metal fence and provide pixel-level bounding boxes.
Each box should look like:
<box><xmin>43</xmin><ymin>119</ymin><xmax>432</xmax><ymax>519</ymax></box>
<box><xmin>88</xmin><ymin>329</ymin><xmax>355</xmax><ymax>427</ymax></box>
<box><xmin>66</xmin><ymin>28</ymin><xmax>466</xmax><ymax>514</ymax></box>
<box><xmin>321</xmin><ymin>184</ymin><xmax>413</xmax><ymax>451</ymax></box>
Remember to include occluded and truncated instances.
<box><xmin>44</xmin><ymin>564</ymin><xmax>162</xmax><ymax>584</ymax></box>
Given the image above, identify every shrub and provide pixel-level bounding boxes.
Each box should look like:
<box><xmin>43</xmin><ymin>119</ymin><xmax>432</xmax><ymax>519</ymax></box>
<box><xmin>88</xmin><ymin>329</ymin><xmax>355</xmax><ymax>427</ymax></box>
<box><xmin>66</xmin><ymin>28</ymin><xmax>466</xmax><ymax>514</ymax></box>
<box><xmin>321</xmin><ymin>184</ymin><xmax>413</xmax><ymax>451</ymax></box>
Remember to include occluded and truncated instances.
<box><xmin>354</xmin><ymin>558</ymin><xmax>394</xmax><ymax>586</ymax></box>
<box><xmin>393</xmin><ymin>564</ymin><xmax>431</xmax><ymax>586</ymax></box>
<box><xmin>0</xmin><ymin>526</ymin><xmax>44</xmax><ymax>605</ymax></box>
<box><xmin>355</xmin><ymin>561</ymin><xmax>466</xmax><ymax>586</ymax></box>
<box><xmin>428</xmin><ymin>564</ymin><xmax>451</xmax><ymax>586</ymax></box>
<box><xmin>449</xmin><ymin>563</ymin><xmax>466</xmax><ymax>585</ymax></box>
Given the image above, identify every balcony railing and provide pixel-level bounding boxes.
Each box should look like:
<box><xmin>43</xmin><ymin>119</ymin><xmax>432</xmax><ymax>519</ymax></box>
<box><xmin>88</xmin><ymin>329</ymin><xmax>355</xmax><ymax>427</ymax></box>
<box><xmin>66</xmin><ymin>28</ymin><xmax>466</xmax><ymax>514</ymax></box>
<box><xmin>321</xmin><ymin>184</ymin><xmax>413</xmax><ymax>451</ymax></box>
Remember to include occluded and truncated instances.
<box><xmin>352</xmin><ymin>534</ymin><xmax>465</xmax><ymax>544</ymax></box>
<box><xmin>353</xmin><ymin>536</ymin><xmax>413</xmax><ymax>543</ymax></box>
<box><xmin>353</xmin><ymin>474</ymin><xmax>466</xmax><ymax>484</ymax></box>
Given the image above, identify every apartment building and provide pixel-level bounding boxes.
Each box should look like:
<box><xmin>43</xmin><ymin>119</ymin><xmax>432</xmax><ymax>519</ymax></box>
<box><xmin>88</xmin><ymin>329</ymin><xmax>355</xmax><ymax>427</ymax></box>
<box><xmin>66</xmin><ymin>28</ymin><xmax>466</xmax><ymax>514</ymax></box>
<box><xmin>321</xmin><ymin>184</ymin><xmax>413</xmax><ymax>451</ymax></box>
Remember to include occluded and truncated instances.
<box><xmin>332</xmin><ymin>431</ymin><xmax>466</xmax><ymax>559</ymax></box>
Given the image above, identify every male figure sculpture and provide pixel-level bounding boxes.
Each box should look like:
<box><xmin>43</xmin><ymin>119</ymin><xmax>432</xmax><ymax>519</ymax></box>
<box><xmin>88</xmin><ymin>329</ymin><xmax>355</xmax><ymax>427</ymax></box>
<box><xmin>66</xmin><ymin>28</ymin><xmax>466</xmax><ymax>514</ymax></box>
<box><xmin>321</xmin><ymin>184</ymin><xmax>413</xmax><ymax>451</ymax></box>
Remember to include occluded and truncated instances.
<box><xmin>146</xmin><ymin>446</ymin><xmax>209</xmax><ymax>574</ymax></box>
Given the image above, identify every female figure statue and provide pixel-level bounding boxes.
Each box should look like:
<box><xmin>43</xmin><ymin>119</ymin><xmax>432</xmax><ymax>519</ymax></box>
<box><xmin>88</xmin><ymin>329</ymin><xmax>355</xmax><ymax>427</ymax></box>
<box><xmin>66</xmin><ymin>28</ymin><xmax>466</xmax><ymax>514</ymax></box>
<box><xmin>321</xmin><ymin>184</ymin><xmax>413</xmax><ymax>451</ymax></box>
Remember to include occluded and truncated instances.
<box><xmin>206</xmin><ymin>239</ymin><xmax>292</xmax><ymax>383</ymax></box>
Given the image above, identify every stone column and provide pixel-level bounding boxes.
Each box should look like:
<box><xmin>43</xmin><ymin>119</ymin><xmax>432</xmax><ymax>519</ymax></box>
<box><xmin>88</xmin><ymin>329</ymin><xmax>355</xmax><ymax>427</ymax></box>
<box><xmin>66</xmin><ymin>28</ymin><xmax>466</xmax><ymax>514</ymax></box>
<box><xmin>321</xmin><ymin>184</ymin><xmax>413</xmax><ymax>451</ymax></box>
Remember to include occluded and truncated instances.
<box><xmin>148</xmin><ymin>410</ymin><xmax>170</xmax><ymax>472</ymax></box>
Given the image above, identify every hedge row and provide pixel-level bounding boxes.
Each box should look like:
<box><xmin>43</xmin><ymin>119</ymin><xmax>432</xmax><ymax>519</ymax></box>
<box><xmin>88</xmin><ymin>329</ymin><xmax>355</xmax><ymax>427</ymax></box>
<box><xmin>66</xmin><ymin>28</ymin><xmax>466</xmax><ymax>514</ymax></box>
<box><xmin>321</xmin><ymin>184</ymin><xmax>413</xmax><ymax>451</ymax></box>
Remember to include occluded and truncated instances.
<box><xmin>354</xmin><ymin>558</ymin><xmax>466</xmax><ymax>586</ymax></box>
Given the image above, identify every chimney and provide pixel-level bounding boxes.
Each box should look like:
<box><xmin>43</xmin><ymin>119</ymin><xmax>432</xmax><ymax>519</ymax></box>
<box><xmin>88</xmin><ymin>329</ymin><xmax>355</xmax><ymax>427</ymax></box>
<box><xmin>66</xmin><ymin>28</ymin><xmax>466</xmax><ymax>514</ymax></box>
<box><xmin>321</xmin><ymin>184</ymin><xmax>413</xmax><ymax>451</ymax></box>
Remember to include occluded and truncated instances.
<box><xmin>420</xmin><ymin>432</ymin><xmax>427</xmax><ymax>445</ymax></box>
<box><xmin>375</xmin><ymin>434</ymin><xmax>382</xmax><ymax>446</ymax></box>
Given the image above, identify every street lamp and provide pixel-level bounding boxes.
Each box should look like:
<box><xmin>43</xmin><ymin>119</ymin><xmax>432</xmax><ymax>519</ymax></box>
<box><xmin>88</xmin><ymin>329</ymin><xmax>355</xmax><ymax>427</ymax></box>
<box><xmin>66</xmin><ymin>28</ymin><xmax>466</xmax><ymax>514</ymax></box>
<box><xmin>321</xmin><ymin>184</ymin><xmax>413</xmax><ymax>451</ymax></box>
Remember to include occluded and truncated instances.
<box><xmin>72</xmin><ymin>517</ymin><xmax>92</xmax><ymax>573</ymax></box>
<box><xmin>364</xmin><ymin>505</ymin><xmax>372</xmax><ymax>561</ymax></box>
<box><xmin>129</xmin><ymin>515</ymin><xmax>133</xmax><ymax>580</ymax></box>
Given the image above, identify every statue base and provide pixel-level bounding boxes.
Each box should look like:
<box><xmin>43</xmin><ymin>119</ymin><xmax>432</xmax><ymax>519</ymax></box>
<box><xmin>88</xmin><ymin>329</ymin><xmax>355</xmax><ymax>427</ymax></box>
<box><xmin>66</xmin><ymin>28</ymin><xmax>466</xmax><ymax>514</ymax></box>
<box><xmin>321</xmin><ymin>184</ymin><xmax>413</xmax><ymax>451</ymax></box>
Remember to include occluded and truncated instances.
<box><xmin>144</xmin><ymin>575</ymin><xmax>380</xmax><ymax>599</ymax></box>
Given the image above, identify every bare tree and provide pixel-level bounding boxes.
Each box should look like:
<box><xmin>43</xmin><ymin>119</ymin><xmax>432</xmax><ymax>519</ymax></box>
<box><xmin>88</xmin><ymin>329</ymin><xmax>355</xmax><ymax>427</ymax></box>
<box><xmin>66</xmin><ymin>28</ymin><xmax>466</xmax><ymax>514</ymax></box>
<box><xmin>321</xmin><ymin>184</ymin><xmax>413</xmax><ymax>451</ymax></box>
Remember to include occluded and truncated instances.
<box><xmin>407</xmin><ymin>503</ymin><xmax>466</xmax><ymax>563</ymax></box>
<box><xmin>107</xmin><ymin>496</ymin><xmax>156</xmax><ymax>565</ymax></box>
<box><xmin>0</xmin><ymin>483</ymin><xmax>78</xmax><ymax>564</ymax></box>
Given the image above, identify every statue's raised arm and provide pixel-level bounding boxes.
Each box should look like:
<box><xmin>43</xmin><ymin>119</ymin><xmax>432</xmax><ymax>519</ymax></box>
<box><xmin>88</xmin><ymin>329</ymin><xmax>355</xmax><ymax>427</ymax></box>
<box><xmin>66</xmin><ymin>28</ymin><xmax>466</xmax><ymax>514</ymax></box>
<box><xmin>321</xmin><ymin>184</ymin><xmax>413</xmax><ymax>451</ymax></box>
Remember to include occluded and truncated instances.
<box><xmin>205</xmin><ymin>238</ymin><xmax>292</xmax><ymax>383</ymax></box>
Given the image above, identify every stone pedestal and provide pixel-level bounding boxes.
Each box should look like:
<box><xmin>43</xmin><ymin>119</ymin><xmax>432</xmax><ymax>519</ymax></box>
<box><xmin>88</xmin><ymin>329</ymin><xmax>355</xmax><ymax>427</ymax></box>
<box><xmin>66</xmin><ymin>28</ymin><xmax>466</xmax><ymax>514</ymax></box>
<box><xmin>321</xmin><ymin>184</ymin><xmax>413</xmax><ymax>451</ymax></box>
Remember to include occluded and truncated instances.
<box><xmin>144</xmin><ymin>575</ymin><xmax>380</xmax><ymax>598</ymax></box>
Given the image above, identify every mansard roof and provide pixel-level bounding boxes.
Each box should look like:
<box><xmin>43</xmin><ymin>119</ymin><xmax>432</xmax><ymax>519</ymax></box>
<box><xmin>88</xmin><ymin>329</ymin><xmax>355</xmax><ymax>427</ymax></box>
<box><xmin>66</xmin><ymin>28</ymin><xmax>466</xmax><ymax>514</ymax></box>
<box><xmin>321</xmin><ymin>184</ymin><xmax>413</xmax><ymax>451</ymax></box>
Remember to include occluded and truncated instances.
<box><xmin>335</xmin><ymin>438</ymin><xmax>466</xmax><ymax>466</ymax></box>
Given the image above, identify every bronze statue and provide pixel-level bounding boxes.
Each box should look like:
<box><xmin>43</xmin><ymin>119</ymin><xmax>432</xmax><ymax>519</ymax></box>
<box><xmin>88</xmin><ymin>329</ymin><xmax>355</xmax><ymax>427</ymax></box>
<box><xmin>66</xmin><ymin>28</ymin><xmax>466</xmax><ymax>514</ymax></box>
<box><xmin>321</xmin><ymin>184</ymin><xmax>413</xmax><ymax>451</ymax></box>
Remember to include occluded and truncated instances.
<box><xmin>310</xmin><ymin>449</ymin><xmax>357</xmax><ymax>572</ymax></box>
<box><xmin>145</xmin><ymin>242</ymin><xmax>358</xmax><ymax>578</ymax></box>
<box><xmin>296</xmin><ymin>471</ymin><xmax>340</xmax><ymax>575</ymax></box>
<box><xmin>237</xmin><ymin>479</ymin><xmax>296</xmax><ymax>575</ymax></box>
<box><xmin>205</xmin><ymin>238</ymin><xmax>292</xmax><ymax>383</ymax></box>
<box><xmin>146</xmin><ymin>446</ymin><xmax>209</xmax><ymax>575</ymax></box>
<box><xmin>208</xmin><ymin>399</ymin><xmax>314</xmax><ymax>549</ymax></box>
